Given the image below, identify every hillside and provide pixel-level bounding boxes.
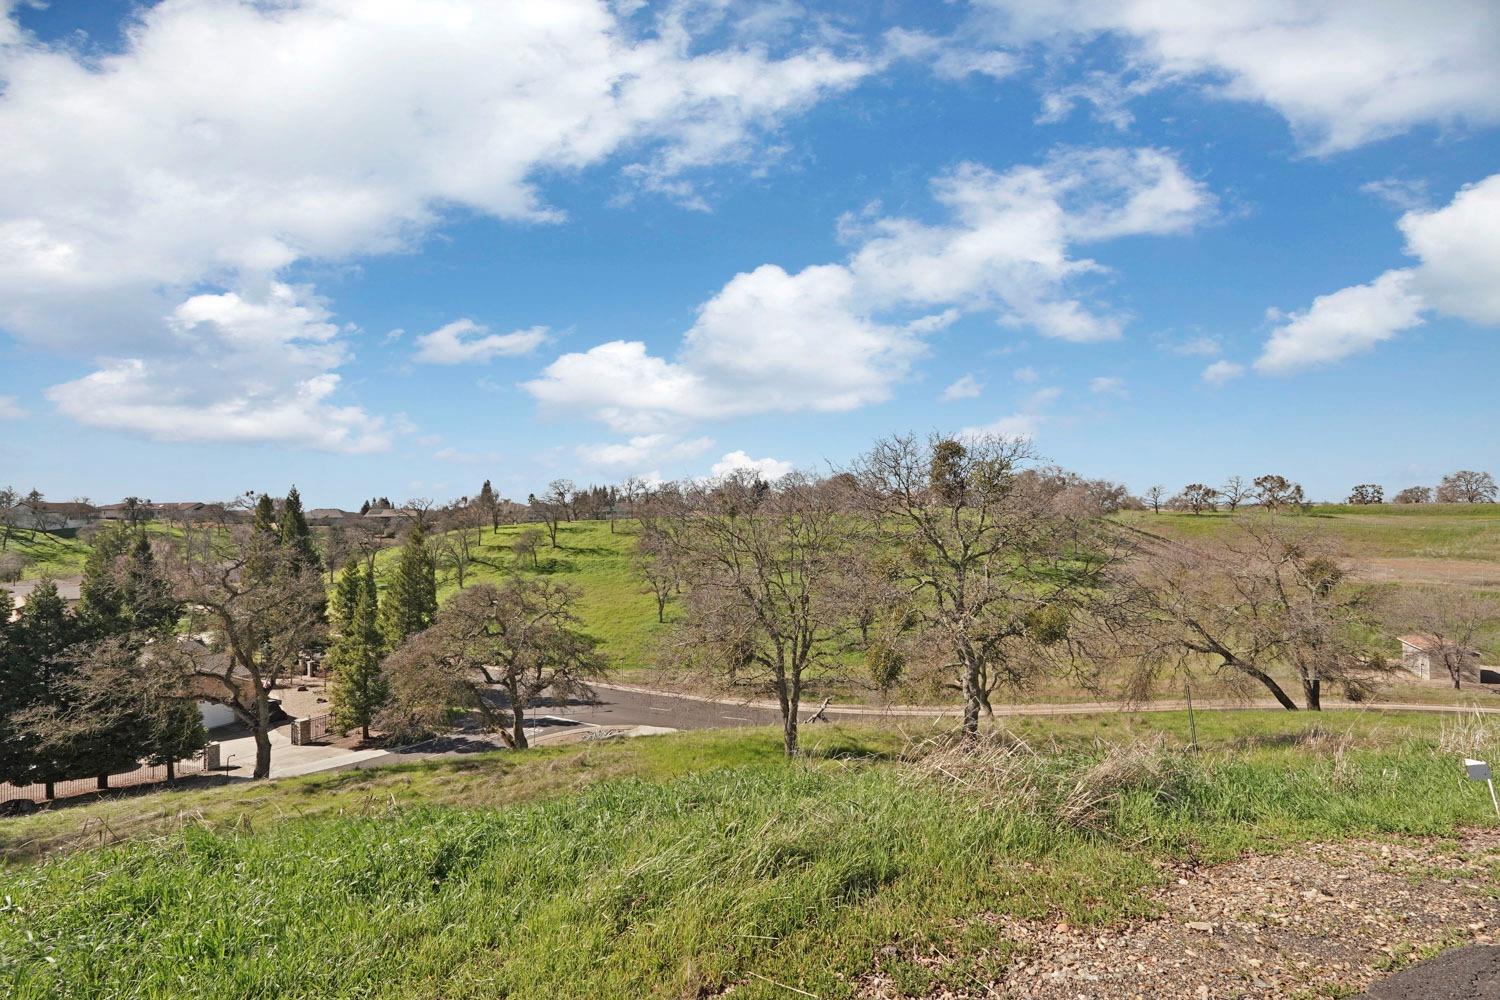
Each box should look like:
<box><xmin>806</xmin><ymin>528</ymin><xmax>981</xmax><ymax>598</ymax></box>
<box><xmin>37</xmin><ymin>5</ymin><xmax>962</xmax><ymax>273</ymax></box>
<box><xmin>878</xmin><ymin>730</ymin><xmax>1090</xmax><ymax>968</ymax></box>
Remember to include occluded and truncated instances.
<box><xmin>3</xmin><ymin>714</ymin><xmax>1499</xmax><ymax>999</ymax></box>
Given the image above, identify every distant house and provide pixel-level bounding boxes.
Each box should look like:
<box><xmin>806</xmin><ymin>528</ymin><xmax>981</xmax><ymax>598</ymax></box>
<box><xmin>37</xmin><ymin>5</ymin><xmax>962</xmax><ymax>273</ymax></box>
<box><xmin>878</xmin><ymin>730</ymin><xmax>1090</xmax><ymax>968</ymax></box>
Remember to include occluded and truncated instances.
<box><xmin>305</xmin><ymin>508</ymin><xmax>357</xmax><ymax>527</ymax></box>
<box><xmin>9</xmin><ymin>500</ymin><xmax>99</xmax><ymax>531</ymax></box>
<box><xmin>362</xmin><ymin>507</ymin><xmax>414</xmax><ymax>536</ymax></box>
<box><xmin>1399</xmin><ymin>633</ymin><xmax>1481</xmax><ymax>681</ymax></box>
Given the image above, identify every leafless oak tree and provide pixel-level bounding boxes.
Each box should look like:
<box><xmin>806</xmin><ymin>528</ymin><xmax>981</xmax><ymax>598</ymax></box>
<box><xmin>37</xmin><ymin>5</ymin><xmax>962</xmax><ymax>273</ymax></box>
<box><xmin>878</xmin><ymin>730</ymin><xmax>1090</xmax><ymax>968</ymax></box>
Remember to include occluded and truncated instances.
<box><xmin>1382</xmin><ymin>588</ymin><xmax>1498</xmax><ymax>689</ymax></box>
<box><xmin>1108</xmin><ymin>515</ymin><xmax>1387</xmax><ymax>710</ymax></box>
<box><xmin>157</xmin><ymin>528</ymin><xmax>328</xmax><ymax>777</ymax></box>
<box><xmin>851</xmin><ymin>434</ymin><xmax>1123</xmax><ymax>737</ymax></box>
<box><xmin>381</xmin><ymin>578</ymin><xmax>605</xmax><ymax>749</ymax></box>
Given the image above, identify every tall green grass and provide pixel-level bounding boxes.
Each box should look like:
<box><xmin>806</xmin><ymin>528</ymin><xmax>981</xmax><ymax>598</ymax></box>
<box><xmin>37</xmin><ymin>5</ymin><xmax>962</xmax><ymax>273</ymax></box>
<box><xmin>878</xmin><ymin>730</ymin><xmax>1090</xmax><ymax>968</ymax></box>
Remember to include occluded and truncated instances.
<box><xmin>3</xmin><ymin>722</ymin><xmax>1497</xmax><ymax>1000</ymax></box>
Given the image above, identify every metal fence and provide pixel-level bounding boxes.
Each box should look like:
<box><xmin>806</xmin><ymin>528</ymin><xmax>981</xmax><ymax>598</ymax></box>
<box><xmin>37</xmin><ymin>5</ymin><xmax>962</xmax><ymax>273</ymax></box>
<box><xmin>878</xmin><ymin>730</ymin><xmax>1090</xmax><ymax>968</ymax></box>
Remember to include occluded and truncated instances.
<box><xmin>0</xmin><ymin>748</ymin><xmax>216</xmax><ymax>805</ymax></box>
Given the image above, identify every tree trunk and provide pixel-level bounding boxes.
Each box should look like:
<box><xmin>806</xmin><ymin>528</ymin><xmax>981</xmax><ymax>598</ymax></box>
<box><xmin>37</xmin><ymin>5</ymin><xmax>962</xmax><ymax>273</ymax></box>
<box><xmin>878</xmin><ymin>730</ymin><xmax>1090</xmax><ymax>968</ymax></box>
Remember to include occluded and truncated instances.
<box><xmin>97</xmin><ymin>774</ymin><xmax>108</xmax><ymax>790</ymax></box>
<box><xmin>362</xmin><ymin>723</ymin><xmax>371</xmax><ymax>741</ymax></box>
<box><xmin>961</xmin><ymin>657</ymin><xmax>984</xmax><ymax>738</ymax></box>
<box><xmin>1302</xmin><ymin>675</ymin><xmax>1321</xmax><ymax>711</ymax></box>
<box><xmin>251</xmin><ymin>691</ymin><xmax>274</xmax><ymax>779</ymax></box>
<box><xmin>1243</xmin><ymin>665</ymin><xmax>1300</xmax><ymax>710</ymax></box>
<box><xmin>166</xmin><ymin>760</ymin><xmax>176</xmax><ymax>784</ymax></box>
<box><xmin>511</xmin><ymin>705</ymin><xmax>528</xmax><ymax>750</ymax></box>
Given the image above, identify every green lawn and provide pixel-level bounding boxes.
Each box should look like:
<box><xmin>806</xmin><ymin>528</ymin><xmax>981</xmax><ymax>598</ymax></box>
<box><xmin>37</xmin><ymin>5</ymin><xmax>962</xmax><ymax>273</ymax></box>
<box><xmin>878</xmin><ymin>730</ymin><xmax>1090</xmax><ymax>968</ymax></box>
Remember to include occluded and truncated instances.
<box><xmin>3</xmin><ymin>715</ymin><xmax>1498</xmax><ymax>999</ymax></box>
<box><xmin>374</xmin><ymin>519</ymin><xmax>670</xmax><ymax>674</ymax></box>
<box><xmin>1</xmin><ymin>529</ymin><xmax>91</xmax><ymax>579</ymax></box>
<box><xmin>1118</xmin><ymin>503</ymin><xmax>1500</xmax><ymax>561</ymax></box>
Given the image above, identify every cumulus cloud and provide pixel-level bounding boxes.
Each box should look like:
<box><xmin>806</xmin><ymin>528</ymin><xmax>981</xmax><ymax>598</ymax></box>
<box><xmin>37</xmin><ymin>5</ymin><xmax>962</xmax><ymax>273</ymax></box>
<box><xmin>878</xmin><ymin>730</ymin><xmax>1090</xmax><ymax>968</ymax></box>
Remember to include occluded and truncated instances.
<box><xmin>412</xmin><ymin>320</ymin><xmax>548</xmax><ymax>365</ymax></box>
<box><xmin>710</xmin><ymin>450</ymin><xmax>795</xmax><ymax>481</ymax></box>
<box><xmin>45</xmin><ymin>283</ymin><xmax>389</xmax><ymax>453</ymax></box>
<box><xmin>1256</xmin><ymin>173</ymin><xmax>1500</xmax><ymax>372</ymax></box>
<box><xmin>974</xmin><ymin>0</ymin><xmax>1500</xmax><ymax>153</ymax></box>
<box><xmin>0</xmin><ymin>394</ymin><xmax>26</xmax><ymax>419</ymax></box>
<box><xmin>526</xmin><ymin>146</ymin><xmax>1211</xmax><ymax>434</ymax></box>
<box><xmin>959</xmin><ymin>384</ymin><xmax>1060</xmax><ymax>441</ymax></box>
<box><xmin>942</xmin><ymin>373</ymin><xmax>984</xmax><ymax>401</ymax></box>
<box><xmin>0</xmin><ymin>0</ymin><xmax>873</xmax><ymax>447</ymax></box>
<box><xmin>1201</xmin><ymin>360</ymin><xmax>1245</xmax><ymax>385</ymax></box>
<box><xmin>576</xmin><ymin>434</ymin><xmax>714</xmax><ymax>468</ymax></box>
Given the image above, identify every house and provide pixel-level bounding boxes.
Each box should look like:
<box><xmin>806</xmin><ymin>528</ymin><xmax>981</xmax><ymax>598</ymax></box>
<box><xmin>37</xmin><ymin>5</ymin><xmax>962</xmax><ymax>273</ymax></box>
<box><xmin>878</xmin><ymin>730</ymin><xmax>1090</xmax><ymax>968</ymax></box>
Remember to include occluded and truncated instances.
<box><xmin>306</xmin><ymin>508</ymin><xmax>357</xmax><ymax>527</ymax></box>
<box><xmin>1399</xmin><ymin>633</ymin><xmax>1481</xmax><ymax>681</ymax></box>
<box><xmin>362</xmin><ymin>507</ymin><xmax>415</xmax><ymax>536</ymax></box>
<box><xmin>8</xmin><ymin>500</ymin><xmax>99</xmax><ymax>531</ymax></box>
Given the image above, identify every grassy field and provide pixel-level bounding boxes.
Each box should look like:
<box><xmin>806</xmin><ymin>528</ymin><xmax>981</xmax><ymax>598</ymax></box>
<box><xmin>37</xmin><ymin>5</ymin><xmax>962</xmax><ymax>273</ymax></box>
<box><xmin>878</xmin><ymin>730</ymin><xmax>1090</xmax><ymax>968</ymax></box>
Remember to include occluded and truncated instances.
<box><xmin>3</xmin><ymin>714</ymin><xmax>1499</xmax><ymax>999</ymax></box>
<box><xmin>0</xmin><ymin>529</ymin><xmax>91</xmax><ymax>579</ymax></box>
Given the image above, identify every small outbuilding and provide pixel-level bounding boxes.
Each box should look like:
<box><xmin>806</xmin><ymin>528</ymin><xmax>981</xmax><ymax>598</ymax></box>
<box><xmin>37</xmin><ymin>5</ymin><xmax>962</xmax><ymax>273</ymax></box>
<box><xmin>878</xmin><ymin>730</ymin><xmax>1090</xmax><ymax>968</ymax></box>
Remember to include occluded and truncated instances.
<box><xmin>1399</xmin><ymin>633</ymin><xmax>1481</xmax><ymax>681</ymax></box>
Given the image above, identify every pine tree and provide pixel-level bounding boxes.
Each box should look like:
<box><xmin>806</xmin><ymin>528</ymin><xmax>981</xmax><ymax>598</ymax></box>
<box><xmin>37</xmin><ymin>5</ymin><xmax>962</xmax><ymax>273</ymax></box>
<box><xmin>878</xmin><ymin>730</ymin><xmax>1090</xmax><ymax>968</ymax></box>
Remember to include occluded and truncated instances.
<box><xmin>380</xmin><ymin>522</ymin><xmax>438</xmax><ymax>645</ymax></box>
<box><xmin>0</xmin><ymin>588</ymin><xmax>30</xmax><ymax>788</ymax></box>
<box><xmin>329</xmin><ymin>566</ymin><xmax>387</xmax><ymax>740</ymax></box>
<box><xmin>78</xmin><ymin>525</ymin><xmax>178</xmax><ymax>638</ymax></box>
<box><xmin>477</xmin><ymin>479</ymin><xmax>498</xmax><ymax>533</ymax></box>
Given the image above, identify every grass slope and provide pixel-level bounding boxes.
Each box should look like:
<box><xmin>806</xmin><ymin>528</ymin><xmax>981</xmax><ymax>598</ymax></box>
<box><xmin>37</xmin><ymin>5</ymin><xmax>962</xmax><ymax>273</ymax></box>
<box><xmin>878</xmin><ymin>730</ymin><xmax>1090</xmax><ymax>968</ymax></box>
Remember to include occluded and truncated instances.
<box><xmin>2</xmin><ymin>715</ymin><xmax>1498</xmax><ymax>999</ymax></box>
<box><xmin>1</xmin><ymin>529</ymin><xmax>91</xmax><ymax>579</ymax></box>
<box><xmin>375</xmin><ymin>519</ymin><xmax>668</xmax><ymax>674</ymax></box>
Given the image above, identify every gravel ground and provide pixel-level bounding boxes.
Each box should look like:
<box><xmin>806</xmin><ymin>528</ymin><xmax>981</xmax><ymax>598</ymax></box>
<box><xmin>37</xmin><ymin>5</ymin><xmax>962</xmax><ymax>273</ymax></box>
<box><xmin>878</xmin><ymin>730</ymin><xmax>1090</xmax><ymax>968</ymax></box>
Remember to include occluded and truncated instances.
<box><xmin>857</xmin><ymin>831</ymin><xmax>1500</xmax><ymax>999</ymax></box>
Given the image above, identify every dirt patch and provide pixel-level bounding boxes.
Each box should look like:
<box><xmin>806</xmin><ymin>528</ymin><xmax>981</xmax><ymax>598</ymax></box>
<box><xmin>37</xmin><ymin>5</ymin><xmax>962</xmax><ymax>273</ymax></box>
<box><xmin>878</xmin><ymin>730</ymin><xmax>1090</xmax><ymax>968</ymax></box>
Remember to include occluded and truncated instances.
<box><xmin>1356</xmin><ymin>558</ymin><xmax>1500</xmax><ymax>589</ymax></box>
<box><xmin>858</xmin><ymin>831</ymin><xmax>1500</xmax><ymax>999</ymax></box>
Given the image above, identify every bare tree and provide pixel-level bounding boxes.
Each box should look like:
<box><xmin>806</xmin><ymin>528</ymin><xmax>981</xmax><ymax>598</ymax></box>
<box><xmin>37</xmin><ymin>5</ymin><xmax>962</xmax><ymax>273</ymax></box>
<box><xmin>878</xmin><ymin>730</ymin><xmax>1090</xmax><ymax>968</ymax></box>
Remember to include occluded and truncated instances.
<box><xmin>1382</xmin><ymin>589</ymin><xmax>1498</xmax><ymax>689</ymax></box>
<box><xmin>511</xmin><ymin>527</ymin><xmax>543</xmax><ymax>569</ymax></box>
<box><xmin>655</xmin><ymin>471</ymin><xmax>858</xmax><ymax>756</ymax></box>
<box><xmin>1172</xmin><ymin>483</ymin><xmax>1219</xmax><ymax>514</ymax></box>
<box><xmin>633</xmin><ymin>529</ymin><xmax>679</xmax><ymax>624</ymax></box>
<box><xmin>1111</xmin><ymin>515</ymin><xmax>1387</xmax><ymax>710</ymax></box>
<box><xmin>435</xmin><ymin>502</ymin><xmax>487</xmax><ymax>588</ymax></box>
<box><xmin>1436</xmin><ymin>470</ymin><xmax>1498</xmax><ymax>504</ymax></box>
<box><xmin>1394</xmin><ymin>486</ymin><xmax>1433</xmax><ymax>504</ymax></box>
<box><xmin>1220</xmin><ymin>476</ymin><xmax>1252</xmax><ymax>512</ymax></box>
<box><xmin>851</xmin><ymin>434</ymin><xmax>1122</xmax><ymax>738</ymax></box>
<box><xmin>0</xmin><ymin>486</ymin><xmax>18</xmax><ymax>551</ymax></box>
<box><xmin>1253</xmin><ymin>474</ymin><xmax>1306</xmax><ymax>511</ymax></box>
<box><xmin>529</xmin><ymin>480</ymin><xmax>574</xmax><ymax>548</ymax></box>
<box><xmin>381</xmin><ymin>578</ymin><xmax>605</xmax><ymax>749</ymax></box>
<box><xmin>157</xmin><ymin>528</ymin><xmax>328</xmax><ymax>778</ymax></box>
<box><xmin>1144</xmin><ymin>485</ymin><xmax>1167</xmax><ymax>513</ymax></box>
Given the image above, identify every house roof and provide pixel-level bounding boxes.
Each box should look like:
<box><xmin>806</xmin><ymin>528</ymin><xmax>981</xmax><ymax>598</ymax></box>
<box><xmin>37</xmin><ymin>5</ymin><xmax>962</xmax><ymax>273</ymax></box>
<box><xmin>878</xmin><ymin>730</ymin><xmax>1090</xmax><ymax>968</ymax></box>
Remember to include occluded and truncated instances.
<box><xmin>1400</xmin><ymin>633</ymin><xmax>1479</xmax><ymax>655</ymax></box>
<box><xmin>20</xmin><ymin>500</ymin><xmax>98</xmax><ymax>515</ymax></box>
<box><xmin>306</xmin><ymin>508</ymin><xmax>353</xmax><ymax>518</ymax></box>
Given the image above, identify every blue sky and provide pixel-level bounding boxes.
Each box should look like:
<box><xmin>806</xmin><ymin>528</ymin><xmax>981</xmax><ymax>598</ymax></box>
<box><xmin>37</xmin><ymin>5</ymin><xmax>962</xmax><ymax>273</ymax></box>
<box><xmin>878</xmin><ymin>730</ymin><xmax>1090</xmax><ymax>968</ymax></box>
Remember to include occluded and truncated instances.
<box><xmin>0</xmin><ymin>0</ymin><xmax>1496</xmax><ymax>507</ymax></box>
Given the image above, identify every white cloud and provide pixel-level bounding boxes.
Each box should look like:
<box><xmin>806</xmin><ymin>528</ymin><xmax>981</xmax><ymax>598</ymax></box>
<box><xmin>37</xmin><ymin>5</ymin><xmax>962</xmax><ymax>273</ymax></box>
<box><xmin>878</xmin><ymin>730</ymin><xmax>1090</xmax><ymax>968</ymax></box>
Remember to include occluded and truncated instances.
<box><xmin>1399</xmin><ymin>173</ymin><xmax>1500</xmax><ymax>325</ymax></box>
<box><xmin>576</xmin><ymin>434</ymin><xmax>714</xmax><ymax>468</ymax></box>
<box><xmin>883</xmin><ymin>28</ymin><xmax>1019</xmax><ymax>82</ymax></box>
<box><xmin>0</xmin><ymin>394</ymin><xmax>26</xmax><ymax>419</ymax></box>
<box><xmin>527</xmin><ymin>146</ymin><xmax>1212</xmax><ymax>434</ymax></box>
<box><xmin>1201</xmin><ymin>360</ymin><xmax>1245</xmax><ymax>385</ymax></box>
<box><xmin>412</xmin><ymin>320</ymin><xmax>548</xmax><ymax>365</ymax></box>
<box><xmin>942</xmin><ymin>373</ymin><xmax>984</xmax><ymax>401</ymax></box>
<box><xmin>0</xmin><ymin>0</ymin><xmax>872</xmax><ymax>446</ymax></box>
<box><xmin>1013</xmin><ymin>366</ymin><xmax>1040</xmax><ymax>383</ymax></box>
<box><xmin>45</xmin><ymin>283</ymin><xmax>389</xmax><ymax>453</ymax></box>
<box><xmin>710</xmin><ymin>450</ymin><xmax>795</xmax><ymax>481</ymax></box>
<box><xmin>976</xmin><ymin>0</ymin><xmax>1500</xmax><ymax>153</ymax></box>
<box><xmin>960</xmin><ymin>413</ymin><xmax>1039</xmax><ymax>440</ymax></box>
<box><xmin>1256</xmin><ymin>172</ymin><xmax>1500</xmax><ymax>372</ymax></box>
<box><xmin>1088</xmin><ymin>375</ymin><xmax>1125</xmax><ymax>396</ymax></box>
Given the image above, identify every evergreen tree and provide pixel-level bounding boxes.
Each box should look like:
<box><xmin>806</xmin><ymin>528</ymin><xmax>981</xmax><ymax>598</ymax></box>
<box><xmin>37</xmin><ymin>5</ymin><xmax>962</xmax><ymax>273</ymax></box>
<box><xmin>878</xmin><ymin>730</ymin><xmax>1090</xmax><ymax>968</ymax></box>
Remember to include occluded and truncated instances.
<box><xmin>77</xmin><ymin>525</ymin><xmax>178</xmax><ymax>638</ymax></box>
<box><xmin>251</xmin><ymin>493</ymin><xmax>277</xmax><ymax>537</ymax></box>
<box><xmin>477</xmin><ymin>479</ymin><xmax>498</xmax><ymax>533</ymax></box>
<box><xmin>380</xmin><ymin>522</ymin><xmax>437</xmax><ymax>645</ymax></box>
<box><xmin>329</xmin><ymin>566</ymin><xmax>388</xmax><ymax>740</ymax></box>
<box><xmin>278</xmin><ymin>485</ymin><xmax>320</xmax><ymax>574</ymax></box>
<box><xmin>330</xmin><ymin>558</ymin><xmax>364</xmax><ymax>637</ymax></box>
<box><xmin>0</xmin><ymin>589</ymin><xmax>30</xmax><ymax>788</ymax></box>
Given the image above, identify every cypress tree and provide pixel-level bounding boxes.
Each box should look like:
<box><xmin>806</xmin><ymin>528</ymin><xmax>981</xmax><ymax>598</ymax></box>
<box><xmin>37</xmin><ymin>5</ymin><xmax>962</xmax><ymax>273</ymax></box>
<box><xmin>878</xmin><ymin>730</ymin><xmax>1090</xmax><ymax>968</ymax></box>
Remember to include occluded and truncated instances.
<box><xmin>78</xmin><ymin>525</ymin><xmax>178</xmax><ymax>638</ymax></box>
<box><xmin>329</xmin><ymin>566</ymin><xmax>387</xmax><ymax>740</ymax></box>
<box><xmin>380</xmin><ymin>522</ymin><xmax>437</xmax><ymax>645</ymax></box>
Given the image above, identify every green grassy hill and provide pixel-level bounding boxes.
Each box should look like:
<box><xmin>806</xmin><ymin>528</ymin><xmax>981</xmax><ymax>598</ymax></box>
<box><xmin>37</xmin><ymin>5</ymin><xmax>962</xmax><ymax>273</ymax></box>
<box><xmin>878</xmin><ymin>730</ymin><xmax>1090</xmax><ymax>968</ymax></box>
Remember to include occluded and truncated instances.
<box><xmin>1</xmin><ymin>529</ymin><xmax>91</xmax><ymax>580</ymax></box>
<box><xmin>3</xmin><ymin>714</ymin><xmax>1497</xmax><ymax>999</ymax></box>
